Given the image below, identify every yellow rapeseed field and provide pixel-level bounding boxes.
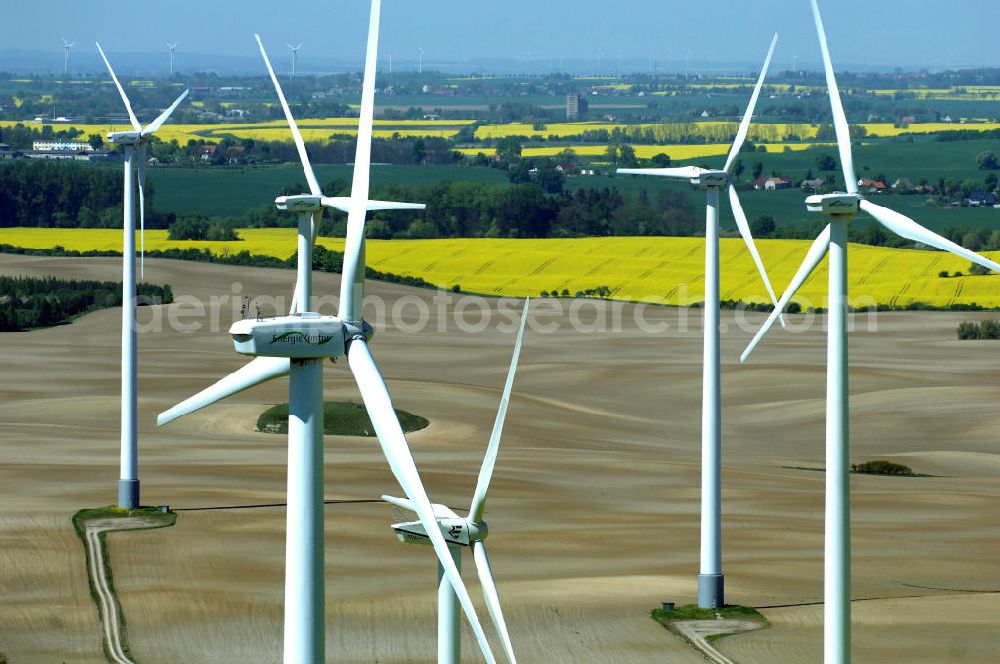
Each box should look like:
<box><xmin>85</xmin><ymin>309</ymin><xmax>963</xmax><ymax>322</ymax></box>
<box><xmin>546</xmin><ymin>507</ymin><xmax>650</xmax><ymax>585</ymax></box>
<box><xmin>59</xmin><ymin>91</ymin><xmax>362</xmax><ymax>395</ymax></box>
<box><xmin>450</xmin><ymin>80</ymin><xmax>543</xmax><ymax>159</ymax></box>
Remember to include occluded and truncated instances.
<box><xmin>0</xmin><ymin>118</ymin><xmax>473</xmax><ymax>146</ymax></box>
<box><xmin>5</xmin><ymin>116</ymin><xmax>996</xmax><ymax>150</ymax></box>
<box><xmin>3</xmin><ymin>228</ymin><xmax>998</xmax><ymax>309</ymax></box>
<box><xmin>861</xmin><ymin>122</ymin><xmax>1000</xmax><ymax>137</ymax></box>
<box><xmin>215</xmin><ymin>127</ymin><xmax>460</xmax><ymax>142</ymax></box>
<box><xmin>868</xmin><ymin>86</ymin><xmax>1000</xmax><ymax>100</ymax></box>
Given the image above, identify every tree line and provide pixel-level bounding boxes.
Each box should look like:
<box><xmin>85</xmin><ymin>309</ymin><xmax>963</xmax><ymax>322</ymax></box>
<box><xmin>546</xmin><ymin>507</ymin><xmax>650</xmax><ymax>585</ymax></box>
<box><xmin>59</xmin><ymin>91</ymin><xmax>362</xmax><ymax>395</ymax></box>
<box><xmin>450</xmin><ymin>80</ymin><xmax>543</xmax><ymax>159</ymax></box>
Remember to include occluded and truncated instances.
<box><xmin>3</xmin><ymin>159</ymin><xmax>997</xmax><ymax>250</ymax></box>
<box><xmin>0</xmin><ymin>160</ymin><xmax>174</xmax><ymax>229</ymax></box>
<box><xmin>0</xmin><ymin>275</ymin><xmax>172</xmax><ymax>331</ymax></box>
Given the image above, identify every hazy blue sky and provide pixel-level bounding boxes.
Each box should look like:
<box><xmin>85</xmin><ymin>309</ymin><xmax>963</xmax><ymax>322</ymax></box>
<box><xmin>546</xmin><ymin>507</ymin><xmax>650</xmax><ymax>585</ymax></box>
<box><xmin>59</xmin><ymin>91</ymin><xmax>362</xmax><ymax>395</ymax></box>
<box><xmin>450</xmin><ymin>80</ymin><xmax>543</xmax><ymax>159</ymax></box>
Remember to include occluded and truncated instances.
<box><xmin>5</xmin><ymin>0</ymin><xmax>1000</xmax><ymax>72</ymax></box>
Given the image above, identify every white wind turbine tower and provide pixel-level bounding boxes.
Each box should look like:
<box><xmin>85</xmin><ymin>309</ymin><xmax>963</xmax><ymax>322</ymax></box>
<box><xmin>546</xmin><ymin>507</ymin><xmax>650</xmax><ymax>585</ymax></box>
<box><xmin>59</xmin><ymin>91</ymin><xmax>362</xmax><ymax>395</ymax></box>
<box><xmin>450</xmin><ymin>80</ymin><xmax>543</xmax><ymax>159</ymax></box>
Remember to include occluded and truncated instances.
<box><xmin>288</xmin><ymin>43</ymin><xmax>303</xmax><ymax>77</ymax></box>
<box><xmin>741</xmin><ymin>2</ymin><xmax>1000</xmax><ymax>662</ymax></box>
<box><xmin>167</xmin><ymin>42</ymin><xmax>178</xmax><ymax>77</ymax></box>
<box><xmin>617</xmin><ymin>34</ymin><xmax>783</xmax><ymax>609</ymax></box>
<box><xmin>62</xmin><ymin>38</ymin><xmax>75</xmax><ymax>77</ymax></box>
<box><xmin>383</xmin><ymin>299</ymin><xmax>529</xmax><ymax>664</ymax></box>
<box><xmin>96</xmin><ymin>43</ymin><xmax>189</xmax><ymax>509</ymax></box>
<box><xmin>156</xmin><ymin>2</ymin><xmax>502</xmax><ymax>662</ymax></box>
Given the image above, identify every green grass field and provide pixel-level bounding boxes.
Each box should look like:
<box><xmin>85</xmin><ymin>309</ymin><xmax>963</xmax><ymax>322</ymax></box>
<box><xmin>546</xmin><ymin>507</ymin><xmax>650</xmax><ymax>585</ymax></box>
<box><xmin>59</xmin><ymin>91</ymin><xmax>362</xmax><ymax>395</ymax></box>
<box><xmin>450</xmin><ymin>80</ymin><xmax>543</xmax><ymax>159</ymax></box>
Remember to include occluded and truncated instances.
<box><xmin>143</xmin><ymin>139</ymin><xmax>1000</xmax><ymax>234</ymax></box>
<box><xmin>147</xmin><ymin>164</ymin><xmax>509</xmax><ymax>217</ymax></box>
<box><xmin>256</xmin><ymin>401</ymin><xmax>428</xmax><ymax>436</ymax></box>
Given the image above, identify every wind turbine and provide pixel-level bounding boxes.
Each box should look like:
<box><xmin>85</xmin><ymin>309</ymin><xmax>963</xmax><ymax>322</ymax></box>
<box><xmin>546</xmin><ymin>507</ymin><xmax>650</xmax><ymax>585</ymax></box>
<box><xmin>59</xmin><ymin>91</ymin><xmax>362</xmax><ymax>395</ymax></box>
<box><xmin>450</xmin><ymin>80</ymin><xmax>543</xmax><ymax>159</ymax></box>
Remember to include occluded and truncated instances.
<box><xmin>384</xmin><ymin>298</ymin><xmax>529</xmax><ymax>664</ymax></box>
<box><xmin>155</xmin><ymin>2</ymin><xmax>501</xmax><ymax>661</ymax></box>
<box><xmin>62</xmin><ymin>37</ymin><xmax>75</xmax><ymax>77</ymax></box>
<box><xmin>741</xmin><ymin>2</ymin><xmax>1000</xmax><ymax>662</ymax></box>
<box><xmin>616</xmin><ymin>33</ymin><xmax>782</xmax><ymax>609</ymax></box>
<box><xmin>167</xmin><ymin>42</ymin><xmax>178</xmax><ymax>77</ymax></box>
<box><xmin>287</xmin><ymin>43</ymin><xmax>302</xmax><ymax>77</ymax></box>
<box><xmin>96</xmin><ymin>43</ymin><xmax>189</xmax><ymax>509</ymax></box>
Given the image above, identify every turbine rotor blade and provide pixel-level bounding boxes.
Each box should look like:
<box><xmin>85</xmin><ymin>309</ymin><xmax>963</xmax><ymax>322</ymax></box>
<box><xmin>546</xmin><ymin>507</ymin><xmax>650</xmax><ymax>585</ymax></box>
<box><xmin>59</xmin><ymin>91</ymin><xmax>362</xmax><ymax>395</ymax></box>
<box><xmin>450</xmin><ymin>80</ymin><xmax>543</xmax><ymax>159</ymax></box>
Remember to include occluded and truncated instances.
<box><xmin>860</xmin><ymin>200</ymin><xmax>1000</xmax><ymax>273</ymax></box>
<box><xmin>142</xmin><ymin>89</ymin><xmax>190</xmax><ymax>136</ymax></box>
<box><xmin>810</xmin><ymin>0</ymin><xmax>858</xmax><ymax>193</ymax></box>
<box><xmin>156</xmin><ymin>356</ymin><xmax>290</xmax><ymax>426</ymax></box>
<box><xmin>380</xmin><ymin>494</ymin><xmax>459</xmax><ymax>520</ymax></box>
<box><xmin>138</xmin><ymin>144</ymin><xmax>147</xmax><ymax>278</ymax></box>
<box><xmin>321</xmin><ymin>196</ymin><xmax>425</xmax><ymax>213</ymax></box>
<box><xmin>339</xmin><ymin>0</ymin><xmax>383</xmax><ymax>322</ymax></box>
<box><xmin>616</xmin><ymin>166</ymin><xmax>707</xmax><ymax>179</ymax></box>
<box><xmin>254</xmin><ymin>34</ymin><xmax>322</xmax><ymax>197</ymax></box>
<box><xmin>347</xmin><ymin>339</ymin><xmax>497</xmax><ymax>664</ymax></box>
<box><xmin>469</xmin><ymin>299</ymin><xmax>530</xmax><ymax>524</ymax></box>
<box><xmin>729</xmin><ymin>184</ymin><xmax>785</xmax><ymax>328</ymax></box>
<box><xmin>741</xmin><ymin>224</ymin><xmax>833</xmax><ymax>362</ymax></box>
<box><xmin>382</xmin><ymin>494</ymin><xmax>415</xmax><ymax>512</ymax></box>
<box><xmin>724</xmin><ymin>33</ymin><xmax>778</xmax><ymax>175</ymax></box>
<box><xmin>95</xmin><ymin>42</ymin><xmax>141</xmax><ymax>131</ymax></box>
<box><xmin>473</xmin><ymin>540</ymin><xmax>518</xmax><ymax>664</ymax></box>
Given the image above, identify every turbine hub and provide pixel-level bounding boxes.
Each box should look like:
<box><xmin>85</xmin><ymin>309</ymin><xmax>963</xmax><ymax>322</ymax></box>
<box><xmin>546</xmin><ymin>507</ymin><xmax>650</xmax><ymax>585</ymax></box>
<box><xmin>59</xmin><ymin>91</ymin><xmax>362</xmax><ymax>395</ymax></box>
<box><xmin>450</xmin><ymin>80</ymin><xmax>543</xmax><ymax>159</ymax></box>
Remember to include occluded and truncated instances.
<box><xmin>693</xmin><ymin>170</ymin><xmax>728</xmax><ymax>189</ymax></box>
<box><xmin>276</xmin><ymin>194</ymin><xmax>324</xmax><ymax>212</ymax></box>
<box><xmin>805</xmin><ymin>192</ymin><xmax>861</xmax><ymax>215</ymax></box>
<box><xmin>345</xmin><ymin>319</ymin><xmax>374</xmax><ymax>343</ymax></box>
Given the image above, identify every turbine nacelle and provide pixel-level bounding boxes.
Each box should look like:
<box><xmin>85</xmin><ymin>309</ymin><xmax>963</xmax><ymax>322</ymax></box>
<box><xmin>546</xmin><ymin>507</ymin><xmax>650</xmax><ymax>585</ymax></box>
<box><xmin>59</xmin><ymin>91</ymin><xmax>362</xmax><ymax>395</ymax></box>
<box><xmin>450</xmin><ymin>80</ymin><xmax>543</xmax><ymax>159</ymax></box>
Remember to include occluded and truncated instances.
<box><xmin>693</xmin><ymin>169</ymin><xmax>729</xmax><ymax>189</ymax></box>
<box><xmin>230</xmin><ymin>312</ymin><xmax>373</xmax><ymax>359</ymax></box>
<box><xmin>806</xmin><ymin>192</ymin><xmax>862</xmax><ymax>215</ymax></box>
<box><xmin>107</xmin><ymin>130</ymin><xmax>143</xmax><ymax>145</ymax></box>
<box><xmin>392</xmin><ymin>517</ymin><xmax>488</xmax><ymax>547</ymax></box>
<box><xmin>275</xmin><ymin>194</ymin><xmax>324</xmax><ymax>212</ymax></box>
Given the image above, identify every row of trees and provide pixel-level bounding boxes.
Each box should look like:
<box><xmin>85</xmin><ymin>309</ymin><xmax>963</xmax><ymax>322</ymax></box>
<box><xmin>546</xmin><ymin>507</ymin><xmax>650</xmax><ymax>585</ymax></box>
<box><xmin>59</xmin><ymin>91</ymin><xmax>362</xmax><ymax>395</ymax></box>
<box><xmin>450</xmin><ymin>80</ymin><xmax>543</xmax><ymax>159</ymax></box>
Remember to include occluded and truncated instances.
<box><xmin>0</xmin><ymin>122</ymin><xmax>462</xmax><ymax>168</ymax></box>
<box><xmin>957</xmin><ymin>319</ymin><xmax>1000</xmax><ymax>340</ymax></box>
<box><xmin>315</xmin><ymin>181</ymin><xmax>698</xmax><ymax>239</ymax></box>
<box><xmin>186</xmin><ymin>135</ymin><xmax>460</xmax><ymax>167</ymax></box>
<box><xmin>0</xmin><ymin>275</ymin><xmax>172</xmax><ymax>331</ymax></box>
<box><xmin>0</xmin><ymin>160</ymin><xmax>175</xmax><ymax>229</ymax></box>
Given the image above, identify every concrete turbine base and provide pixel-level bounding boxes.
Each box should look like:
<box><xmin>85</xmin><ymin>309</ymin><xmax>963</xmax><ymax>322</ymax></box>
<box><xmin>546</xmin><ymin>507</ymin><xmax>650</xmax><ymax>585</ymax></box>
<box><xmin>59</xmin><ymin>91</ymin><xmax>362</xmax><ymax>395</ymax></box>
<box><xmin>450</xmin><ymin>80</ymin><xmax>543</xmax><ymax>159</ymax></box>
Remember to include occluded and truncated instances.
<box><xmin>697</xmin><ymin>573</ymin><xmax>725</xmax><ymax>608</ymax></box>
<box><xmin>117</xmin><ymin>479</ymin><xmax>140</xmax><ymax>509</ymax></box>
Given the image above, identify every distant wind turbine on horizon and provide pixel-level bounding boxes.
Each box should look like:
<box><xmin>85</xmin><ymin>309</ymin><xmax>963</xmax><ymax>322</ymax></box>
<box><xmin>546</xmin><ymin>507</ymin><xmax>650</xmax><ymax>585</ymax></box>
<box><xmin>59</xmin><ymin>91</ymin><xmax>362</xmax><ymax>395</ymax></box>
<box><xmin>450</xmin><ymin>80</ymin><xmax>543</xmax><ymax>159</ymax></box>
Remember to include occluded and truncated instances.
<box><xmin>287</xmin><ymin>42</ymin><xmax>302</xmax><ymax>77</ymax></box>
<box><xmin>61</xmin><ymin>37</ymin><xmax>75</xmax><ymax>77</ymax></box>
<box><xmin>167</xmin><ymin>42</ymin><xmax>178</xmax><ymax>77</ymax></box>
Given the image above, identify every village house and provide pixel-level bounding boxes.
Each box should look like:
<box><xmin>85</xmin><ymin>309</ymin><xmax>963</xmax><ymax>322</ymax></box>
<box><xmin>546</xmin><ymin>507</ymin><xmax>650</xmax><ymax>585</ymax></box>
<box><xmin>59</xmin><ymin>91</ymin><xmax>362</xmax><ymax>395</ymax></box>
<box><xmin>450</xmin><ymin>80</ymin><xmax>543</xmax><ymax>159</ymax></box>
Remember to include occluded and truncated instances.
<box><xmin>966</xmin><ymin>191</ymin><xmax>997</xmax><ymax>207</ymax></box>
<box><xmin>756</xmin><ymin>176</ymin><xmax>792</xmax><ymax>190</ymax></box>
<box><xmin>859</xmin><ymin>179</ymin><xmax>888</xmax><ymax>194</ymax></box>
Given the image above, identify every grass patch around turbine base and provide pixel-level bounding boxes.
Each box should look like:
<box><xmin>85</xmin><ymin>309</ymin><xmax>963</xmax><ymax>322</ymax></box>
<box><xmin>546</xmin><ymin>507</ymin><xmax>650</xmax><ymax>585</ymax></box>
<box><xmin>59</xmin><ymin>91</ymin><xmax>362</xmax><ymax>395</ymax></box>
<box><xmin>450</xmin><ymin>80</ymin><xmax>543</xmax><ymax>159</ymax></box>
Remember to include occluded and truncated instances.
<box><xmin>651</xmin><ymin>604</ymin><xmax>767</xmax><ymax>624</ymax></box>
<box><xmin>782</xmin><ymin>460</ymin><xmax>933</xmax><ymax>477</ymax></box>
<box><xmin>256</xmin><ymin>400</ymin><xmax>429</xmax><ymax>437</ymax></box>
